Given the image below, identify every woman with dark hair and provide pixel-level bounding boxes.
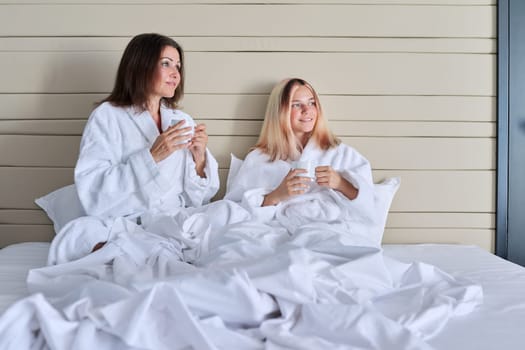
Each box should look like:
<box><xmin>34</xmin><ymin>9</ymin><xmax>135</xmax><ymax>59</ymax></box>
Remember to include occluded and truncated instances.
<box><xmin>75</xmin><ymin>33</ymin><xmax>219</xmax><ymax>221</ymax></box>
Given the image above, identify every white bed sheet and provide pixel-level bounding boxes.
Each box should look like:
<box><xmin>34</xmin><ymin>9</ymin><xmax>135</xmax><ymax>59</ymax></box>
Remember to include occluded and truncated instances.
<box><xmin>0</xmin><ymin>242</ymin><xmax>49</xmax><ymax>315</ymax></box>
<box><xmin>1</xmin><ymin>242</ymin><xmax>524</xmax><ymax>349</ymax></box>
<box><xmin>384</xmin><ymin>244</ymin><xmax>525</xmax><ymax>350</ymax></box>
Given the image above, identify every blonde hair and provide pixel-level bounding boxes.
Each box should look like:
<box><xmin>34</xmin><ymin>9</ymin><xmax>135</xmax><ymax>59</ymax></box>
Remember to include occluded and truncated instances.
<box><xmin>254</xmin><ymin>78</ymin><xmax>340</xmax><ymax>161</ymax></box>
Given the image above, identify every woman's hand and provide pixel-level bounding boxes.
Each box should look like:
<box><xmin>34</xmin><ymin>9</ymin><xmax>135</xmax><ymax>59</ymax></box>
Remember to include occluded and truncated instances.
<box><xmin>315</xmin><ymin>166</ymin><xmax>358</xmax><ymax>200</ymax></box>
<box><xmin>150</xmin><ymin>120</ymin><xmax>192</xmax><ymax>162</ymax></box>
<box><xmin>262</xmin><ymin>169</ymin><xmax>311</xmax><ymax>206</ymax></box>
<box><xmin>189</xmin><ymin>123</ymin><xmax>208</xmax><ymax>177</ymax></box>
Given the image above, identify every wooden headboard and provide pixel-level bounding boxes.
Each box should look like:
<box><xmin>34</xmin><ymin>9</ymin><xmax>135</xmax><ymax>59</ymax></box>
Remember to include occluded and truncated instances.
<box><xmin>0</xmin><ymin>1</ymin><xmax>496</xmax><ymax>251</ymax></box>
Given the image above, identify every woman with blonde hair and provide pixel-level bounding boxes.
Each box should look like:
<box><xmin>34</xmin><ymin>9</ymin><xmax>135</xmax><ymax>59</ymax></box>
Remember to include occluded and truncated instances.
<box><xmin>225</xmin><ymin>78</ymin><xmax>375</xmax><ymax>228</ymax></box>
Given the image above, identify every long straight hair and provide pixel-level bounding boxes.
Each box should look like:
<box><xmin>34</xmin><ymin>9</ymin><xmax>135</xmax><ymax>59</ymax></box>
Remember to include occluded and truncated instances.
<box><xmin>102</xmin><ymin>33</ymin><xmax>185</xmax><ymax>111</ymax></box>
<box><xmin>254</xmin><ymin>78</ymin><xmax>340</xmax><ymax>161</ymax></box>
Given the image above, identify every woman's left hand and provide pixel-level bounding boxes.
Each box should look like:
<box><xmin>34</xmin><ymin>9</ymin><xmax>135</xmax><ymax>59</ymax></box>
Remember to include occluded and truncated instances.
<box><xmin>315</xmin><ymin>166</ymin><xmax>343</xmax><ymax>189</ymax></box>
<box><xmin>189</xmin><ymin>123</ymin><xmax>208</xmax><ymax>176</ymax></box>
<box><xmin>315</xmin><ymin>166</ymin><xmax>358</xmax><ymax>200</ymax></box>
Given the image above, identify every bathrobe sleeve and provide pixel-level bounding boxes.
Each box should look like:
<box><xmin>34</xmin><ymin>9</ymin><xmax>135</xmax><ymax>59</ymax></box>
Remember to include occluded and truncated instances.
<box><xmin>332</xmin><ymin>144</ymin><xmax>375</xmax><ymax>218</ymax></box>
<box><xmin>166</xmin><ymin>109</ymin><xmax>220</xmax><ymax>207</ymax></box>
<box><xmin>182</xmin><ymin>147</ymin><xmax>220</xmax><ymax>207</ymax></box>
<box><xmin>224</xmin><ymin>150</ymin><xmax>289</xmax><ymax>221</ymax></box>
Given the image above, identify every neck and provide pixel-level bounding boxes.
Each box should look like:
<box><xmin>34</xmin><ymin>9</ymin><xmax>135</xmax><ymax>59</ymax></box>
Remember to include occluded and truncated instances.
<box><xmin>296</xmin><ymin>133</ymin><xmax>310</xmax><ymax>148</ymax></box>
<box><xmin>147</xmin><ymin>99</ymin><xmax>161</xmax><ymax>132</ymax></box>
<box><xmin>147</xmin><ymin>98</ymin><xmax>160</xmax><ymax>115</ymax></box>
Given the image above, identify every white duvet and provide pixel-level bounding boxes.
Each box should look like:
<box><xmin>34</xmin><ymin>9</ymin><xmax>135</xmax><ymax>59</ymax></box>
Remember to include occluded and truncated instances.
<box><xmin>0</xmin><ymin>195</ymin><xmax>482</xmax><ymax>350</ymax></box>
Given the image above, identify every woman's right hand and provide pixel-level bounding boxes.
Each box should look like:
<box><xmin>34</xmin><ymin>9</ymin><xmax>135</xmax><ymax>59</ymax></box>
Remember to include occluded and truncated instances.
<box><xmin>150</xmin><ymin>120</ymin><xmax>193</xmax><ymax>162</ymax></box>
<box><xmin>262</xmin><ymin>168</ymin><xmax>311</xmax><ymax>206</ymax></box>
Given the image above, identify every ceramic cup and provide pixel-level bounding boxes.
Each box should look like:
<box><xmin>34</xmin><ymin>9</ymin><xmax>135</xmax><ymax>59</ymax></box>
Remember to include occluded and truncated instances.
<box><xmin>292</xmin><ymin>160</ymin><xmax>315</xmax><ymax>179</ymax></box>
<box><xmin>162</xmin><ymin>118</ymin><xmax>194</xmax><ymax>143</ymax></box>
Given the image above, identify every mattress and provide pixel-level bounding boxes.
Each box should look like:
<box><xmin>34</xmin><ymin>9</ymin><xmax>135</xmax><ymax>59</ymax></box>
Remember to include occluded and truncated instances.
<box><xmin>0</xmin><ymin>242</ymin><xmax>49</xmax><ymax>315</ymax></box>
<box><xmin>1</xmin><ymin>242</ymin><xmax>524</xmax><ymax>349</ymax></box>
<box><xmin>385</xmin><ymin>244</ymin><xmax>525</xmax><ymax>349</ymax></box>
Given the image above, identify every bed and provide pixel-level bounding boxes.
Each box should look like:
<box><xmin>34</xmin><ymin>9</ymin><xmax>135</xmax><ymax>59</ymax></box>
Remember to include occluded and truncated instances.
<box><xmin>0</xmin><ymin>1</ymin><xmax>503</xmax><ymax>348</ymax></box>
<box><xmin>0</xmin><ymin>175</ymin><xmax>521</xmax><ymax>349</ymax></box>
<box><xmin>1</xmin><ymin>240</ymin><xmax>524</xmax><ymax>349</ymax></box>
<box><xmin>0</xmin><ymin>170</ymin><xmax>524</xmax><ymax>350</ymax></box>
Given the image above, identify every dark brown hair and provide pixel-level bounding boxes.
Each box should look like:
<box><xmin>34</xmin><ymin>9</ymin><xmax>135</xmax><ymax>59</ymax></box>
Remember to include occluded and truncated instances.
<box><xmin>103</xmin><ymin>33</ymin><xmax>185</xmax><ymax>110</ymax></box>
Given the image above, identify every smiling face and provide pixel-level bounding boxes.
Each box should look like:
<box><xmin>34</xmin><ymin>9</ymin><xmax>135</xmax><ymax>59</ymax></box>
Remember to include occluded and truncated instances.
<box><xmin>289</xmin><ymin>84</ymin><xmax>318</xmax><ymax>143</ymax></box>
<box><xmin>150</xmin><ymin>45</ymin><xmax>181</xmax><ymax>102</ymax></box>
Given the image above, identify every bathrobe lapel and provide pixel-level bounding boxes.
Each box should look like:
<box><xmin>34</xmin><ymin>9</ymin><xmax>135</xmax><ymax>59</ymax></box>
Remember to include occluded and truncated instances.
<box><xmin>125</xmin><ymin>106</ymin><xmax>160</xmax><ymax>145</ymax></box>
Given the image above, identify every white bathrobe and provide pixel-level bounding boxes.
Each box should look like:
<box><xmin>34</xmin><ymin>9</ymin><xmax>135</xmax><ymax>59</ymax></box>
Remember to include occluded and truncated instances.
<box><xmin>224</xmin><ymin>141</ymin><xmax>377</xmax><ymax>239</ymax></box>
<box><xmin>75</xmin><ymin>102</ymin><xmax>219</xmax><ymax>220</ymax></box>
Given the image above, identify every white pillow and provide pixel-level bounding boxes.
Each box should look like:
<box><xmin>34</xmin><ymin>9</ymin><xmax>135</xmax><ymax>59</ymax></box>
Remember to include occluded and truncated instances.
<box><xmin>35</xmin><ymin>184</ymin><xmax>86</xmax><ymax>234</ymax></box>
<box><xmin>226</xmin><ymin>153</ymin><xmax>244</xmax><ymax>194</ymax></box>
<box><xmin>373</xmin><ymin>177</ymin><xmax>401</xmax><ymax>237</ymax></box>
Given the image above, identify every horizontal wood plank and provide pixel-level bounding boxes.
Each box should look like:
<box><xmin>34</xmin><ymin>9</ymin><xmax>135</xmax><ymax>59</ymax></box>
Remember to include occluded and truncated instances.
<box><xmin>0</xmin><ymin>94</ymin><xmax>496</xmax><ymax>122</ymax></box>
<box><xmin>1</xmin><ymin>167</ymin><xmax>493</xmax><ymax>213</ymax></box>
<box><xmin>0</xmin><ymin>136</ymin><xmax>80</xmax><ymax>167</ymax></box>
<box><xmin>382</xmin><ymin>228</ymin><xmax>494</xmax><ymax>252</ymax></box>
<box><xmin>0</xmin><ymin>37</ymin><xmax>495</xmax><ymax>54</ymax></box>
<box><xmin>0</xmin><ymin>168</ymin><xmax>74</xmax><ymax>209</ymax></box>
<box><xmin>0</xmin><ymin>52</ymin><xmax>495</xmax><ymax>96</ymax></box>
<box><xmin>0</xmin><ymin>135</ymin><xmax>495</xmax><ymax>170</ymax></box>
<box><xmin>187</xmin><ymin>52</ymin><xmax>495</xmax><ymax>96</ymax></box>
<box><xmin>374</xmin><ymin>170</ymin><xmax>495</xmax><ymax>212</ymax></box>
<box><xmin>343</xmin><ymin>137</ymin><xmax>495</xmax><ymax>170</ymax></box>
<box><xmin>386</xmin><ymin>212</ymin><xmax>494</xmax><ymax>229</ymax></box>
<box><xmin>0</xmin><ymin>210</ymin><xmax>50</xmax><ymax>225</ymax></box>
<box><xmin>0</xmin><ymin>225</ymin><xmax>54</xmax><ymax>248</ymax></box>
<box><xmin>0</xmin><ymin>119</ymin><xmax>495</xmax><ymax>138</ymax></box>
<box><xmin>0</xmin><ymin>5</ymin><xmax>495</xmax><ymax>37</ymax></box>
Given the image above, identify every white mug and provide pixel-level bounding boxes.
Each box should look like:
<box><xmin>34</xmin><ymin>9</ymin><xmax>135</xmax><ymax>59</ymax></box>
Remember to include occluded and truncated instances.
<box><xmin>292</xmin><ymin>160</ymin><xmax>315</xmax><ymax>179</ymax></box>
<box><xmin>162</xmin><ymin>118</ymin><xmax>194</xmax><ymax>143</ymax></box>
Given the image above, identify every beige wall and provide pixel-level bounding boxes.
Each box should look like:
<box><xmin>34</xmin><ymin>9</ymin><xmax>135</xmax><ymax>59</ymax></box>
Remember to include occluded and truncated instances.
<box><xmin>0</xmin><ymin>0</ymin><xmax>496</xmax><ymax>250</ymax></box>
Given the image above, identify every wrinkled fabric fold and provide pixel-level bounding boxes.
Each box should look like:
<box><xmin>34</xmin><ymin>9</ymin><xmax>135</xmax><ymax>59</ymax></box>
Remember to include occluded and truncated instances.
<box><xmin>0</xmin><ymin>199</ymin><xmax>482</xmax><ymax>349</ymax></box>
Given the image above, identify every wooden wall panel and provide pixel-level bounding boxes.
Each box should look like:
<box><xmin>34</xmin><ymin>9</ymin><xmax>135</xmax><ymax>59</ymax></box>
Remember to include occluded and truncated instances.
<box><xmin>0</xmin><ymin>120</ymin><xmax>496</xmax><ymax>138</ymax></box>
<box><xmin>0</xmin><ymin>36</ymin><xmax>496</xmax><ymax>54</ymax></box>
<box><xmin>1</xmin><ymin>167</ymin><xmax>494</xmax><ymax>213</ymax></box>
<box><xmin>383</xmin><ymin>229</ymin><xmax>494</xmax><ymax>251</ymax></box>
<box><xmin>0</xmin><ymin>210</ymin><xmax>49</xmax><ymax>225</ymax></box>
<box><xmin>0</xmin><ymin>1</ymin><xmax>496</xmax><ymax>250</ymax></box>
<box><xmin>0</xmin><ymin>168</ymin><xmax>74</xmax><ymax>209</ymax></box>
<box><xmin>0</xmin><ymin>135</ymin><xmax>494</xmax><ymax>171</ymax></box>
<box><xmin>0</xmin><ymin>94</ymin><xmax>495</xmax><ymax>122</ymax></box>
<box><xmin>0</xmin><ymin>5</ymin><xmax>494</xmax><ymax>37</ymax></box>
<box><xmin>0</xmin><ymin>225</ymin><xmax>54</xmax><ymax>248</ymax></box>
<box><xmin>0</xmin><ymin>52</ymin><xmax>495</xmax><ymax>95</ymax></box>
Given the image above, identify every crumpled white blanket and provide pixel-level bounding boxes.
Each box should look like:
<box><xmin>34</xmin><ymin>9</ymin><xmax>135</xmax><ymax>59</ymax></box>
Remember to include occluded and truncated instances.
<box><xmin>275</xmin><ymin>187</ymin><xmax>379</xmax><ymax>246</ymax></box>
<box><xmin>0</xmin><ymin>198</ymin><xmax>483</xmax><ymax>350</ymax></box>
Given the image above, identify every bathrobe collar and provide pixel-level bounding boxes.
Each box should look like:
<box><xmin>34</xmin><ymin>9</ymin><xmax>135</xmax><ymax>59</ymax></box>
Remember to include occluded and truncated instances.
<box><xmin>300</xmin><ymin>138</ymin><xmax>323</xmax><ymax>160</ymax></box>
<box><xmin>125</xmin><ymin>105</ymin><xmax>172</xmax><ymax>145</ymax></box>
